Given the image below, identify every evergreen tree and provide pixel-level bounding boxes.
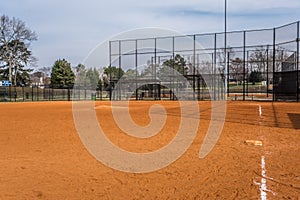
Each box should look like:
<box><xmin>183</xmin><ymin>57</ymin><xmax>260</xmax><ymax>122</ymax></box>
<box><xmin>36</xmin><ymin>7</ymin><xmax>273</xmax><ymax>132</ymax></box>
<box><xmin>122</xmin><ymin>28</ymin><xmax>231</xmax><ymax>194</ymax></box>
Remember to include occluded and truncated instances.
<box><xmin>162</xmin><ymin>54</ymin><xmax>188</xmax><ymax>75</ymax></box>
<box><xmin>86</xmin><ymin>67</ymin><xmax>99</xmax><ymax>89</ymax></box>
<box><xmin>50</xmin><ymin>59</ymin><xmax>75</xmax><ymax>88</ymax></box>
<box><xmin>104</xmin><ymin>66</ymin><xmax>124</xmax><ymax>80</ymax></box>
<box><xmin>249</xmin><ymin>70</ymin><xmax>263</xmax><ymax>85</ymax></box>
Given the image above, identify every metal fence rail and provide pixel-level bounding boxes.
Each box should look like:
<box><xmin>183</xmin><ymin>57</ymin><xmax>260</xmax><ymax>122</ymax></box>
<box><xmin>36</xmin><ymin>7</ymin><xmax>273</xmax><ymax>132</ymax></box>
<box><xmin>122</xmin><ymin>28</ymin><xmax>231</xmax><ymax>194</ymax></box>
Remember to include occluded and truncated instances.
<box><xmin>0</xmin><ymin>85</ymin><xmax>108</xmax><ymax>102</ymax></box>
<box><xmin>109</xmin><ymin>20</ymin><xmax>300</xmax><ymax>101</ymax></box>
<box><xmin>1</xmin><ymin>21</ymin><xmax>299</xmax><ymax>102</ymax></box>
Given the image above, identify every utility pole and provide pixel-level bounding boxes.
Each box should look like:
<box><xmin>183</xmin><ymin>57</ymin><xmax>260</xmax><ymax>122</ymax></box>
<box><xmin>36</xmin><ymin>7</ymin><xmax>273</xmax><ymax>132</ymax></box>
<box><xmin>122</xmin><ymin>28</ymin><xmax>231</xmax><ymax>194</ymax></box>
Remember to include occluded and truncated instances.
<box><xmin>224</xmin><ymin>0</ymin><xmax>228</xmax><ymax>98</ymax></box>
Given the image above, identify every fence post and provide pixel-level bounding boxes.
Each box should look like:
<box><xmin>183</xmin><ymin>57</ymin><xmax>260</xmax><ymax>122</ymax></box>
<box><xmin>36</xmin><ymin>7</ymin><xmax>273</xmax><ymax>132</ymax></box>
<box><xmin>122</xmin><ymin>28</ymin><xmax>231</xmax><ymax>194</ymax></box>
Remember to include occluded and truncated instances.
<box><xmin>193</xmin><ymin>35</ymin><xmax>196</xmax><ymax>100</ymax></box>
<box><xmin>272</xmin><ymin>28</ymin><xmax>276</xmax><ymax>102</ymax></box>
<box><xmin>154</xmin><ymin>38</ymin><xmax>157</xmax><ymax>100</ymax></box>
<box><xmin>48</xmin><ymin>86</ymin><xmax>50</xmax><ymax>101</ymax></box>
<box><xmin>109</xmin><ymin>41</ymin><xmax>112</xmax><ymax>101</ymax></box>
<box><xmin>43</xmin><ymin>86</ymin><xmax>45</xmax><ymax>100</ymax></box>
<box><xmin>62</xmin><ymin>86</ymin><xmax>65</xmax><ymax>100</ymax></box>
<box><xmin>14</xmin><ymin>86</ymin><xmax>17</xmax><ymax>102</ymax></box>
<box><xmin>246</xmin><ymin>50</ymin><xmax>249</xmax><ymax>96</ymax></box>
<box><xmin>37</xmin><ymin>86</ymin><xmax>39</xmax><ymax>101</ymax></box>
<box><xmin>68</xmin><ymin>85</ymin><xmax>71</xmax><ymax>101</ymax></box>
<box><xmin>31</xmin><ymin>86</ymin><xmax>33</xmax><ymax>101</ymax></box>
<box><xmin>297</xmin><ymin>21</ymin><xmax>299</xmax><ymax>101</ymax></box>
<box><xmin>52</xmin><ymin>86</ymin><xmax>54</xmax><ymax>100</ymax></box>
<box><xmin>227</xmin><ymin>52</ymin><xmax>230</xmax><ymax>97</ymax></box>
<box><xmin>9</xmin><ymin>85</ymin><xmax>12</xmax><ymax>102</ymax></box>
<box><xmin>134</xmin><ymin>40</ymin><xmax>138</xmax><ymax>100</ymax></box>
<box><xmin>266</xmin><ymin>45</ymin><xmax>269</xmax><ymax>97</ymax></box>
<box><xmin>22</xmin><ymin>86</ymin><xmax>25</xmax><ymax>101</ymax></box>
<box><xmin>213</xmin><ymin>33</ymin><xmax>217</xmax><ymax>100</ymax></box>
<box><xmin>172</xmin><ymin>36</ymin><xmax>175</xmax><ymax>101</ymax></box>
<box><xmin>243</xmin><ymin>31</ymin><xmax>246</xmax><ymax>101</ymax></box>
<box><xmin>100</xmin><ymin>88</ymin><xmax>102</xmax><ymax>101</ymax></box>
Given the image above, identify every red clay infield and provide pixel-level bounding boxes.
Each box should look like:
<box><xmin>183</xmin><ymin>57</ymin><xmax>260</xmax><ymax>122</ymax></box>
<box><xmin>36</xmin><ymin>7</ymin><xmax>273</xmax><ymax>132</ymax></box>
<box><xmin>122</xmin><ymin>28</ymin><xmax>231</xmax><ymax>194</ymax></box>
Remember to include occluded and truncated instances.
<box><xmin>0</xmin><ymin>101</ymin><xmax>299</xmax><ymax>199</ymax></box>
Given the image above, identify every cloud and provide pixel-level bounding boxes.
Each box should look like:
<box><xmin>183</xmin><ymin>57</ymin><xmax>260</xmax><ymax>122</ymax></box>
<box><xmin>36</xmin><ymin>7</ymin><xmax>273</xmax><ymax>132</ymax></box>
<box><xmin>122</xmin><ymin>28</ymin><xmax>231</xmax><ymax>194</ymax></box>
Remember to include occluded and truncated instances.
<box><xmin>0</xmin><ymin>0</ymin><xmax>299</xmax><ymax>68</ymax></box>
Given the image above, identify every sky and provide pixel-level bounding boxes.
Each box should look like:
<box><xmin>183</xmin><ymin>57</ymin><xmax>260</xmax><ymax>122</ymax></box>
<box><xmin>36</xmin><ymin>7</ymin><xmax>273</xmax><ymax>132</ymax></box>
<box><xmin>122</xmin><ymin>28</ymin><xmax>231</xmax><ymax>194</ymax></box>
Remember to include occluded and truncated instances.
<box><xmin>0</xmin><ymin>0</ymin><xmax>300</xmax><ymax>69</ymax></box>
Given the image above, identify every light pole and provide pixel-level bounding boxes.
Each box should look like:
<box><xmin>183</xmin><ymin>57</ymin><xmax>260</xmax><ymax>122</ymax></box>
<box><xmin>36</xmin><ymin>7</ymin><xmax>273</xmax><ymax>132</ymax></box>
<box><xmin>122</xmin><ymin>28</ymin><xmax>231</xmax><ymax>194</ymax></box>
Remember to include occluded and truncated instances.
<box><xmin>225</xmin><ymin>0</ymin><xmax>227</xmax><ymax>39</ymax></box>
<box><xmin>224</xmin><ymin>0</ymin><xmax>228</xmax><ymax>98</ymax></box>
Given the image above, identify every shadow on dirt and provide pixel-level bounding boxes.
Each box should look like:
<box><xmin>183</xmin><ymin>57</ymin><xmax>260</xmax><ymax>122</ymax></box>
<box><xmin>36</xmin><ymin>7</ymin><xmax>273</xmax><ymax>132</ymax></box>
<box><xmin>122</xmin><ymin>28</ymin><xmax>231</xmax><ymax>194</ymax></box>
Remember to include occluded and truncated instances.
<box><xmin>287</xmin><ymin>113</ymin><xmax>300</xmax><ymax>130</ymax></box>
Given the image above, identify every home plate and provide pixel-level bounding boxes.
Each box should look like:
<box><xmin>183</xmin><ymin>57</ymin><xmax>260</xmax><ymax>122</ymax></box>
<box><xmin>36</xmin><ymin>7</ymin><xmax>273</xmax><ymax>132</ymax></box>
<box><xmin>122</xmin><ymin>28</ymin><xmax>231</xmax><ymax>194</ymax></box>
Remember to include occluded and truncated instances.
<box><xmin>244</xmin><ymin>140</ymin><xmax>263</xmax><ymax>146</ymax></box>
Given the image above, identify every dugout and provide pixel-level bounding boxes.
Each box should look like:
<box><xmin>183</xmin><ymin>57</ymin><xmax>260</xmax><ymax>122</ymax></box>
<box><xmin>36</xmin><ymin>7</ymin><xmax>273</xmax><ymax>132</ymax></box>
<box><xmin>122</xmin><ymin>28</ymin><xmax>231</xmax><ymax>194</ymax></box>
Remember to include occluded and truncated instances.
<box><xmin>274</xmin><ymin>71</ymin><xmax>299</xmax><ymax>100</ymax></box>
<box><xmin>274</xmin><ymin>53</ymin><xmax>299</xmax><ymax>101</ymax></box>
<box><xmin>110</xmin><ymin>78</ymin><xmax>162</xmax><ymax>100</ymax></box>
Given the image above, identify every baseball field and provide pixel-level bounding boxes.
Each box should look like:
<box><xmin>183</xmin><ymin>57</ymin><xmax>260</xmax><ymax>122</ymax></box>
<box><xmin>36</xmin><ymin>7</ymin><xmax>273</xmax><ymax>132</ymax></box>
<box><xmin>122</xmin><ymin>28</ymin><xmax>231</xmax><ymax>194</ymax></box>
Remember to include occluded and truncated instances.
<box><xmin>0</xmin><ymin>101</ymin><xmax>299</xmax><ymax>199</ymax></box>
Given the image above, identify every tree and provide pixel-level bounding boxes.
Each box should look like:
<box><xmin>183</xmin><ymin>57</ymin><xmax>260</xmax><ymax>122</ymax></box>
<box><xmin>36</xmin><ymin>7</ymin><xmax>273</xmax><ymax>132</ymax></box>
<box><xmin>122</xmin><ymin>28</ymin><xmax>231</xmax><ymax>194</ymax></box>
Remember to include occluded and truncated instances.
<box><xmin>73</xmin><ymin>64</ymin><xmax>100</xmax><ymax>89</ymax></box>
<box><xmin>141</xmin><ymin>62</ymin><xmax>156</xmax><ymax>77</ymax></box>
<box><xmin>162</xmin><ymin>54</ymin><xmax>188</xmax><ymax>75</ymax></box>
<box><xmin>86</xmin><ymin>67</ymin><xmax>99</xmax><ymax>89</ymax></box>
<box><xmin>17</xmin><ymin>70</ymin><xmax>32</xmax><ymax>86</ymax></box>
<box><xmin>104</xmin><ymin>66</ymin><xmax>124</xmax><ymax>80</ymax></box>
<box><xmin>50</xmin><ymin>59</ymin><xmax>75</xmax><ymax>88</ymax></box>
<box><xmin>74</xmin><ymin>63</ymin><xmax>86</xmax><ymax>86</ymax></box>
<box><xmin>37</xmin><ymin>66</ymin><xmax>51</xmax><ymax>86</ymax></box>
<box><xmin>0</xmin><ymin>66</ymin><xmax>32</xmax><ymax>86</ymax></box>
<box><xmin>249</xmin><ymin>47</ymin><xmax>268</xmax><ymax>80</ymax></box>
<box><xmin>230</xmin><ymin>57</ymin><xmax>244</xmax><ymax>85</ymax></box>
<box><xmin>96</xmin><ymin>79</ymin><xmax>102</xmax><ymax>91</ymax></box>
<box><xmin>74</xmin><ymin>63</ymin><xmax>86</xmax><ymax>75</ymax></box>
<box><xmin>39</xmin><ymin>66</ymin><xmax>51</xmax><ymax>77</ymax></box>
<box><xmin>249</xmin><ymin>70</ymin><xmax>263</xmax><ymax>84</ymax></box>
<box><xmin>31</xmin><ymin>71</ymin><xmax>44</xmax><ymax>86</ymax></box>
<box><xmin>124</xmin><ymin>68</ymin><xmax>139</xmax><ymax>78</ymax></box>
<box><xmin>249</xmin><ymin>46</ymin><xmax>289</xmax><ymax>82</ymax></box>
<box><xmin>0</xmin><ymin>15</ymin><xmax>37</xmax><ymax>85</ymax></box>
<box><xmin>103</xmin><ymin>66</ymin><xmax>124</xmax><ymax>91</ymax></box>
<box><xmin>199</xmin><ymin>60</ymin><xmax>213</xmax><ymax>74</ymax></box>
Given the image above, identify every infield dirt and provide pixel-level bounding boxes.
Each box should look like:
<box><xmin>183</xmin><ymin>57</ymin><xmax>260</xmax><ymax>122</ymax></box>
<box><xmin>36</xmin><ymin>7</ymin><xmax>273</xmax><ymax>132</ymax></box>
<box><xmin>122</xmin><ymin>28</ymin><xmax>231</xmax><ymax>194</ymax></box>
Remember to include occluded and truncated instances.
<box><xmin>0</xmin><ymin>101</ymin><xmax>299</xmax><ymax>199</ymax></box>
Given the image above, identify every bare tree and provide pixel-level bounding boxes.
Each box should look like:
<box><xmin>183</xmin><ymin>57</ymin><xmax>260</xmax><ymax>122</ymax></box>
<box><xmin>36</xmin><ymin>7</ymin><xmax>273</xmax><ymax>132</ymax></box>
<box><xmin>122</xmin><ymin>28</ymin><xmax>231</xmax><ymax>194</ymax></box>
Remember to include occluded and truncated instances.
<box><xmin>249</xmin><ymin>46</ymin><xmax>289</xmax><ymax>80</ymax></box>
<box><xmin>230</xmin><ymin>57</ymin><xmax>244</xmax><ymax>85</ymax></box>
<box><xmin>199</xmin><ymin>60</ymin><xmax>213</xmax><ymax>74</ymax></box>
<box><xmin>39</xmin><ymin>66</ymin><xmax>51</xmax><ymax>77</ymax></box>
<box><xmin>0</xmin><ymin>15</ymin><xmax>37</xmax><ymax>85</ymax></box>
<box><xmin>217</xmin><ymin>47</ymin><xmax>235</xmax><ymax>69</ymax></box>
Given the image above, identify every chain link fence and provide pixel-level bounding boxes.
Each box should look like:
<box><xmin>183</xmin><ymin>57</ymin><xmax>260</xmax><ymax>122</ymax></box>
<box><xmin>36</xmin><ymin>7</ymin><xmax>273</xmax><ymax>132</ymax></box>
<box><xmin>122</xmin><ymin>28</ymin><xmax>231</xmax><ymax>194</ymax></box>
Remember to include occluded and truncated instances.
<box><xmin>1</xmin><ymin>21</ymin><xmax>299</xmax><ymax>102</ymax></box>
<box><xmin>0</xmin><ymin>85</ymin><xmax>109</xmax><ymax>102</ymax></box>
<box><xmin>109</xmin><ymin>21</ymin><xmax>300</xmax><ymax>101</ymax></box>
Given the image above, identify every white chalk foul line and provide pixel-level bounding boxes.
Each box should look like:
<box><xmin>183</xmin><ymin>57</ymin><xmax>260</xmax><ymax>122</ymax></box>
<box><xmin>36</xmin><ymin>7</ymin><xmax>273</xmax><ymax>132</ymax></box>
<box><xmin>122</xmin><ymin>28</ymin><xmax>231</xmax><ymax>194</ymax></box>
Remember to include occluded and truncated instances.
<box><xmin>258</xmin><ymin>104</ymin><xmax>267</xmax><ymax>200</ymax></box>
<box><xmin>257</xmin><ymin>105</ymin><xmax>276</xmax><ymax>199</ymax></box>
<box><xmin>259</xmin><ymin>105</ymin><xmax>262</xmax><ymax>118</ymax></box>
<box><xmin>260</xmin><ymin>155</ymin><xmax>267</xmax><ymax>200</ymax></box>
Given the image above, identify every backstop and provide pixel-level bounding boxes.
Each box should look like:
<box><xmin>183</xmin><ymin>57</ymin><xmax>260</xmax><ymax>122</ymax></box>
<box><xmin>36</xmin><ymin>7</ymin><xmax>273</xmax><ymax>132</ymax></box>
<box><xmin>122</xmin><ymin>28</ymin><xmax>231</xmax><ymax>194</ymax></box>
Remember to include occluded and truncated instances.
<box><xmin>109</xmin><ymin>21</ymin><xmax>300</xmax><ymax>101</ymax></box>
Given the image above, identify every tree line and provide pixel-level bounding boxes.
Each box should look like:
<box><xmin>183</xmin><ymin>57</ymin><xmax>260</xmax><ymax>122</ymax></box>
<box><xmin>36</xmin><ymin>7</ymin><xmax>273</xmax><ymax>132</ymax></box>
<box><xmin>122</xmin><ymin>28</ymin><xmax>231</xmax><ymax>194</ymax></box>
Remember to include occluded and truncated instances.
<box><xmin>0</xmin><ymin>15</ymin><xmax>129</xmax><ymax>90</ymax></box>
